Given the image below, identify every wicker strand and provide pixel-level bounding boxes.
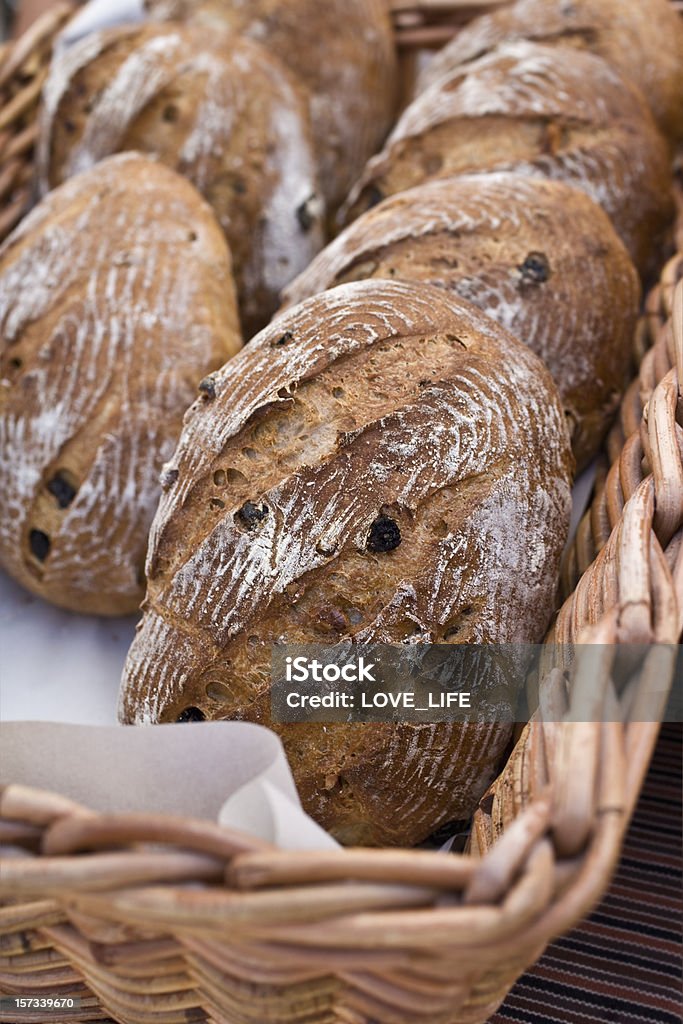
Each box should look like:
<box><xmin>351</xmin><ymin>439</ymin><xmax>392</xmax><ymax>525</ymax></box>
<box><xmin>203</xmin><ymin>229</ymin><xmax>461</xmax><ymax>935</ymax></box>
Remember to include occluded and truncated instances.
<box><xmin>390</xmin><ymin>0</ymin><xmax>509</xmax><ymax>47</ymax></box>
<box><xmin>562</xmin><ymin>261</ymin><xmax>683</xmax><ymax>597</ymax></box>
<box><xmin>0</xmin><ymin>2</ymin><xmax>74</xmax><ymax>243</ymax></box>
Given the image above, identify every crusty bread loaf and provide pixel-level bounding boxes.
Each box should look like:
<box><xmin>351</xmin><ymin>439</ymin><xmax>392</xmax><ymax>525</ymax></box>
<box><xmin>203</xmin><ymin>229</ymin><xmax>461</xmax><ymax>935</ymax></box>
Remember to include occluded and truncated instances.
<box><xmin>144</xmin><ymin>0</ymin><xmax>398</xmax><ymax>209</ymax></box>
<box><xmin>419</xmin><ymin>0</ymin><xmax>683</xmax><ymax>144</ymax></box>
<box><xmin>342</xmin><ymin>42</ymin><xmax>674</xmax><ymax>278</ymax></box>
<box><xmin>0</xmin><ymin>154</ymin><xmax>241</xmax><ymax>616</ymax></box>
<box><xmin>37</xmin><ymin>22</ymin><xmax>323</xmax><ymax>337</ymax></box>
<box><xmin>285</xmin><ymin>174</ymin><xmax>640</xmax><ymax>470</ymax></box>
<box><xmin>119</xmin><ymin>279</ymin><xmax>573</xmax><ymax>845</ymax></box>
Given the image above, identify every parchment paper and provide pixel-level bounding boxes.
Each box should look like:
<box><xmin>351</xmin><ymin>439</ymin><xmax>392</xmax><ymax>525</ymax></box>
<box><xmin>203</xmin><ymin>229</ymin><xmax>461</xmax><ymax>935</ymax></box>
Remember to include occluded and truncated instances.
<box><xmin>0</xmin><ymin>720</ymin><xmax>338</xmax><ymax>850</ymax></box>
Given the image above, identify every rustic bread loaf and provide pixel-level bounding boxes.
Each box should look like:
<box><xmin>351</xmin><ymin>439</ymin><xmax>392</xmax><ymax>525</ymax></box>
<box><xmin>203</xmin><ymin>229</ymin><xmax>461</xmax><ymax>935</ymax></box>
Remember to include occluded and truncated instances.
<box><xmin>285</xmin><ymin>174</ymin><xmax>640</xmax><ymax>470</ymax></box>
<box><xmin>0</xmin><ymin>154</ymin><xmax>241</xmax><ymax>616</ymax></box>
<box><xmin>144</xmin><ymin>0</ymin><xmax>398</xmax><ymax>209</ymax></box>
<box><xmin>37</xmin><ymin>22</ymin><xmax>323</xmax><ymax>337</ymax></box>
<box><xmin>419</xmin><ymin>0</ymin><xmax>683</xmax><ymax>144</ymax></box>
<box><xmin>119</xmin><ymin>279</ymin><xmax>573</xmax><ymax>846</ymax></box>
<box><xmin>342</xmin><ymin>42</ymin><xmax>674</xmax><ymax>279</ymax></box>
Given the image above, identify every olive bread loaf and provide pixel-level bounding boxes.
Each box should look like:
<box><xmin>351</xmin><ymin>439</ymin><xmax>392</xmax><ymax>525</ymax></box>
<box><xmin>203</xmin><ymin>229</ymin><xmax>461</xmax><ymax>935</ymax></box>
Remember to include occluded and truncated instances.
<box><xmin>119</xmin><ymin>279</ymin><xmax>573</xmax><ymax>844</ymax></box>
<box><xmin>37</xmin><ymin>22</ymin><xmax>323</xmax><ymax>336</ymax></box>
<box><xmin>0</xmin><ymin>154</ymin><xmax>242</xmax><ymax>615</ymax></box>
<box><xmin>342</xmin><ymin>42</ymin><xmax>674</xmax><ymax>278</ymax></box>
<box><xmin>285</xmin><ymin>174</ymin><xmax>640</xmax><ymax>469</ymax></box>
<box><xmin>419</xmin><ymin>0</ymin><xmax>683</xmax><ymax>144</ymax></box>
<box><xmin>144</xmin><ymin>0</ymin><xmax>398</xmax><ymax>208</ymax></box>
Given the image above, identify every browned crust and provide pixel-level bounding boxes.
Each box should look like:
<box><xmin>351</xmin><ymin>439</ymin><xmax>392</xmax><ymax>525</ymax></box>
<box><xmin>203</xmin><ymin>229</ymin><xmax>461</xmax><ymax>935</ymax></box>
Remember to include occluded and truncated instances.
<box><xmin>144</xmin><ymin>0</ymin><xmax>399</xmax><ymax>208</ymax></box>
<box><xmin>419</xmin><ymin>0</ymin><xmax>683</xmax><ymax>144</ymax></box>
<box><xmin>0</xmin><ymin>154</ymin><xmax>242</xmax><ymax>615</ymax></box>
<box><xmin>285</xmin><ymin>173</ymin><xmax>641</xmax><ymax>469</ymax></box>
<box><xmin>341</xmin><ymin>42</ymin><xmax>674</xmax><ymax>279</ymax></box>
<box><xmin>38</xmin><ymin>22</ymin><xmax>324</xmax><ymax>337</ymax></box>
<box><xmin>119</xmin><ymin>279</ymin><xmax>573</xmax><ymax>845</ymax></box>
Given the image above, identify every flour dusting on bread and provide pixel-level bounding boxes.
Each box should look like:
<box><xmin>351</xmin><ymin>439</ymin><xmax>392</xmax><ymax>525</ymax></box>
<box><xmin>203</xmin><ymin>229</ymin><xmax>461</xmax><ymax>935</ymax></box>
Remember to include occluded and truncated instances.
<box><xmin>37</xmin><ymin>23</ymin><xmax>324</xmax><ymax>335</ymax></box>
<box><xmin>285</xmin><ymin>173</ymin><xmax>639</xmax><ymax>468</ymax></box>
<box><xmin>0</xmin><ymin>154</ymin><xmax>241</xmax><ymax>615</ymax></box>
<box><xmin>343</xmin><ymin>42</ymin><xmax>673</xmax><ymax>277</ymax></box>
<box><xmin>120</xmin><ymin>279</ymin><xmax>572</xmax><ymax>844</ymax></box>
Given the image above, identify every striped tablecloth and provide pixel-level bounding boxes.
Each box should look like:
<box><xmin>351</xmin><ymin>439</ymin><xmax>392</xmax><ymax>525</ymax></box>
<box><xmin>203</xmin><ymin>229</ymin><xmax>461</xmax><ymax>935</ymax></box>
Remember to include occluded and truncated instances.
<box><xmin>493</xmin><ymin>724</ymin><xmax>683</xmax><ymax>1024</ymax></box>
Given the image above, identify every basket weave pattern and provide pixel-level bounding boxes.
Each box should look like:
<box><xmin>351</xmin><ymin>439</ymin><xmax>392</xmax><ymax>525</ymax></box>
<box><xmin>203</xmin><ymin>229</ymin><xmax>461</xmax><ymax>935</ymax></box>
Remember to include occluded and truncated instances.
<box><xmin>1</xmin><ymin>3</ymin><xmax>682</xmax><ymax>1023</ymax></box>
<box><xmin>0</xmin><ymin>2</ymin><xmax>73</xmax><ymax>242</ymax></box>
<box><xmin>563</xmin><ymin>244</ymin><xmax>683</xmax><ymax>596</ymax></box>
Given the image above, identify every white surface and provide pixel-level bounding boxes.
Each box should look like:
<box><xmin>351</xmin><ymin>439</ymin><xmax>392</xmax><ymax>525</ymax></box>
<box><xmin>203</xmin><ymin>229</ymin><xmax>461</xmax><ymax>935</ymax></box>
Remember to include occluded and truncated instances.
<box><xmin>568</xmin><ymin>460</ymin><xmax>598</xmax><ymax>543</ymax></box>
<box><xmin>0</xmin><ymin>573</ymin><xmax>338</xmax><ymax>848</ymax></box>
<box><xmin>0</xmin><ymin>569</ymin><xmax>135</xmax><ymax>724</ymax></box>
<box><xmin>55</xmin><ymin>0</ymin><xmax>146</xmax><ymax>57</ymax></box>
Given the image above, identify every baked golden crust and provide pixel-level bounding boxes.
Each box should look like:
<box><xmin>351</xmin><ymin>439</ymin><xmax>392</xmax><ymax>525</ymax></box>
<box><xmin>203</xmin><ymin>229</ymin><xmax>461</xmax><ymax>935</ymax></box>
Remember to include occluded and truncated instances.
<box><xmin>0</xmin><ymin>154</ymin><xmax>242</xmax><ymax>615</ymax></box>
<box><xmin>420</xmin><ymin>0</ymin><xmax>683</xmax><ymax>144</ymax></box>
<box><xmin>37</xmin><ymin>22</ymin><xmax>324</xmax><ymax>337</ymax></box>
<box><xmin>119</xmin><ymin>279</ymin><xmax>573</xmax><ymax>845</ymax></box>
<box><xmin>285</xmin><ymin>173</ymin><xmax>640</xmax><ymax>470</ymax></box>
<box><xmin>145</xmin><ymin>0</ymin><xmax>398</xmax><ymax>208</ymax></box>
<box><xmin>342</xmin><ymin>42</ymin><xmax>674</xmax><ymax>279</ymax></box>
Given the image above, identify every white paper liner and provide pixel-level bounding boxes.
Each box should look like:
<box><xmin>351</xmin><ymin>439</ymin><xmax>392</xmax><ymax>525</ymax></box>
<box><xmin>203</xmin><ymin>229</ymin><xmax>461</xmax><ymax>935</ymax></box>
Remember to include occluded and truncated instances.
<box><xmin>0</xmin><ymin>720</ymin><xmax>338</xmax><ymax>850</ymax></box>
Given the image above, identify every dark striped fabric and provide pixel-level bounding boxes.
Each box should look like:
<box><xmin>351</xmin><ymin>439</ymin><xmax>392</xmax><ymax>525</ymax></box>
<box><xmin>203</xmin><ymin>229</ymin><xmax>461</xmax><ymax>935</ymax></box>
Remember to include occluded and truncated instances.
<box><xmin>493</xmin><ymin>725</ymin><xmax>683</xmax><ymax>1024</ymax></box>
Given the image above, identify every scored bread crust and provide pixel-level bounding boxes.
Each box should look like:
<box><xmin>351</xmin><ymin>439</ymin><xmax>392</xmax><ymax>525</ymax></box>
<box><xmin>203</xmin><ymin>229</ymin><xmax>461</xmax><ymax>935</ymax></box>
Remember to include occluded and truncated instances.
<box><xmin>144</xmin><ymin>0</ymin><xmax>398</xmax><ymax>209</ymax></box>
<box><xmin>0</xmin><ymin>154</ymin><xmax>242</xmax><ymax>616</ymax></box>
<box><xmin>37</xmin><ymin>22</ymin><xmax>324</xmax><ymax>337</ymax></box>
<box><xmin>418</xmin><ymin>0</ymin><xmax>683</xmax><ymax>144</ymax></box>
<box><xmin>284</xmin><ymin>174</ymin><xmax>640</xmax><ymax>470</ymax></box>
<box><xmin>342</xmin><ymin>41</ymin><xmax>674</xmax><ymax>278</ymax></box>
<box><xmin>119</xmin><ymin>279</ymin><xmax>573</xmax><ymax>845</ymax></box>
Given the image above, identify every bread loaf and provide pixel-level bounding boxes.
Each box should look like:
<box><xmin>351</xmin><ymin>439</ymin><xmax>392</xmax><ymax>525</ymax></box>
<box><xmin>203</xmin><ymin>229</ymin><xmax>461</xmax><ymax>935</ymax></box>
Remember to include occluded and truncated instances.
<box><xmin>37</xmin><ymin>22</ymin><xmax>323</xmax><ymax>337</ymax></box>
<box><xmin>0</xmin><ymin>154</ymin><xmax>241</xmax><ymax>616</ymax></box>
<box><xmin>285</xmin><ymin>174</ymin><xmax>640</xmax><ymax>470</ymax></box>
<box><xmin>419</xmin><ymin>0</ymin><xmax>683</xmax><ymax>144</ymax></box>
<box><xmin>342</xmin><ymin>42</ymin><xmax>674</xmax><ymax>278</ymax></box>
<box><xmin>144</xmin><ymin>0</ymin><xmax>398</xmax><ymax>209</ymax></box>
<box><xmin>119</xmin><ymin>279</ymin><xmax>573</xmax><ymax>845</ymax></box>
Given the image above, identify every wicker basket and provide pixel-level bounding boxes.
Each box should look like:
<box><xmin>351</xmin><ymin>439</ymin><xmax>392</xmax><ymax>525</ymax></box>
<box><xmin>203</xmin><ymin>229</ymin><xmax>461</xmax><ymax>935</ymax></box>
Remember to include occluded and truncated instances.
<box><xmin>0</xmin><ymin>269</ymin><xmax>680</xmax><ymax>1024</ymax></box>
<box><xmin>1</xmin><ymin>4</ymin><xmax>682</xmax><ymax>1023</ymax></box>
<box><xmin>562</xmin><ymin>244</ymin><xmax>683</xmax><ymax>596</ymax></box>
